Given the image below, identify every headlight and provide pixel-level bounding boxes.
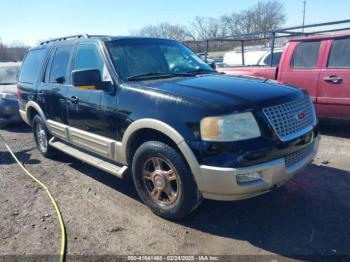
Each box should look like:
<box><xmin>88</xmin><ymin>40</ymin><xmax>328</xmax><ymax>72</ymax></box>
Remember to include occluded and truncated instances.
<box><xmin>200</xmin><ymin>112</ymin><xmax>261</xmax><ymax>142</ymax></box>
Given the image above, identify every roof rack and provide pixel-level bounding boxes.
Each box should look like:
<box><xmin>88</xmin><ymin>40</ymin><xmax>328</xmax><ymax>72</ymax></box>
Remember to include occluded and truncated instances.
<box><xmin>40</xmin><ymin>34</ymin><xmax>89</xmax><ymax>45</ymax></box>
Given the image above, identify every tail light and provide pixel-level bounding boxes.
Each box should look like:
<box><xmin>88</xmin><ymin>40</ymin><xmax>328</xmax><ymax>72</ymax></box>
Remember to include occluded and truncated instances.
<box><xmin>16</xmin><ymin>84</ymin><xmax>21</xmax><ymax>99</ymax></box>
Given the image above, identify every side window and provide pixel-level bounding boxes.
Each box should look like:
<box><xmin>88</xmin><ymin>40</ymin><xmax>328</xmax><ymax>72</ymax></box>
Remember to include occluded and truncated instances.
<box><xmin>262</xmin><ymin>54</ymin><xmax>271</xmax><ymax>65</ymax></box>
<box><xmin>19</xmin><ymin>48</ymin><xmax>47</xmax><ymax>84</ymax></box>
<box><xmin>291</xmin><ymin>41</ymin><xmax>321</xmax><ymax>68</ymax></box>
<box><xmin>49</xmin><ymin>45</ymin><xmax>73</xmax><ymax>84</ymax></box>
<box><xmin>263</xmin><ymin>52</ymin><xmax>282</xmax><ymax>66</ymax></box>
<box><xmin>74</xmin><ymin>43</ymin><xmax>111</xmax><ymax>81</ymax></box>
<box><xmin>328</xmin><ymin>38</ymin><xmax>350</xmax><ymax>68</ymax></box>
<box><xmin>43</xmin><ymin>57</ymin><xmax>52</xmax><ymax>83</ymax></box>
<box><xmin>43</xmin><ymin>48</ymin><xmax>55</xmax><ymax>83</ymax></box>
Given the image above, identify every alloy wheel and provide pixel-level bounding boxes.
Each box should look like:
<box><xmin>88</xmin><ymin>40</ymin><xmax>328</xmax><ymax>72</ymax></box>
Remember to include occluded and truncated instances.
<box><xmin>143</xmin><ymin>157</ymin><xmax>179</xmax><ymax>206</ymax></box>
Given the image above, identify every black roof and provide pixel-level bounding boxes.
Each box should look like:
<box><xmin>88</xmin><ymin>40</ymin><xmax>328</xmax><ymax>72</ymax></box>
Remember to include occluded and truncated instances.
<box><xmin>38</xmin><ymin>34</ymin><xmax>175</xmax><ymax>46</ymax></box>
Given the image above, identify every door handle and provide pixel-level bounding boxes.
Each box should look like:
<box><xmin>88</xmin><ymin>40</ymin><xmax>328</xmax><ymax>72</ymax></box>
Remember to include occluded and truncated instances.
<box><xmin>69</xmin><ymin>96</ymin><xmax>79</xmax><ymax>104</ymax></box>
<box><xmin>323</xmin><ymin>75</ymin><xmax>343</xmax><ymax>84</ymax></box>
<box><xmin>38</xmin><ymin>90</ymin><xmax>45</xmax><ymax>95</ymax></box>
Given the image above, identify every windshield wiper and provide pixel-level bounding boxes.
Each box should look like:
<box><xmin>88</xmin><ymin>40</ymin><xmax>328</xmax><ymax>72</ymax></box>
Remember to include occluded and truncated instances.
<box><xmin>127</xmin><ymin>72</ymin><xmax>192</xmax><ymax>81</ymax></box>
<box><xmin>184</xmin><ymin>68</ymin><xmax>215</xmax><ymax>75</ymax></box>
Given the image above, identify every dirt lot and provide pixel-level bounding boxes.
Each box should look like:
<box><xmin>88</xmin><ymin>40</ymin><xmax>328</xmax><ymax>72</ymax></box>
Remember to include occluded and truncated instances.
<box><xmin>1</xmin><ymin>120</ymin><xmax>350</xmax><ymax>261</ymax></box>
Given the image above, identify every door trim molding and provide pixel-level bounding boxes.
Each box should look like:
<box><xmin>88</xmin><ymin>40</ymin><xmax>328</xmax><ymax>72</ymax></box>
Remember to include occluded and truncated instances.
<box><xmin>317</xmin><ymin>97</ymin><xmax>350</xmax><ymax>106</ymax></box>
<box><xmin>47</xmin><ymin>120</ymin><xmax>123</xmax><ymax>162</ymax></box>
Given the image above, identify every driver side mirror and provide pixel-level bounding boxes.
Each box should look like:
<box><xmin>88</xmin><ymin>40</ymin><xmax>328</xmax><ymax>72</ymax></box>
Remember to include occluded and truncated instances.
<box><xmin>72</xmin><ymin>69</ymin><xmax>106</xmax><ymax>90</ymax></box>
<box><xmin>208</xmin><ymin>62</ymin><xmax>216</xmax><ymax>70</ymax></box>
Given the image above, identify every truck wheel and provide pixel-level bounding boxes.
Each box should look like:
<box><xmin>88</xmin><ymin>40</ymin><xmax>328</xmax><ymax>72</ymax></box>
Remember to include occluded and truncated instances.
<box><xmin>32</xmin><ymin>115</ymin><xmax>57</xmax><ymax>158</ymax></box>
<box><xmin>132</xmin><ymin>141</ymin><xmax>201</xmax><ymax>220</ymax></box>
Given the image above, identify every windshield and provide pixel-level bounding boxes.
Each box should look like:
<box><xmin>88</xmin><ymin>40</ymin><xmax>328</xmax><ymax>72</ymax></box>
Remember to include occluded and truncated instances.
<box><xmin>0</xmin><ymin>66</ymin><xmax>19</xmax><ymax>84</ymax></box>
<box><xmin>106</xmin><ymin>39</ymin><xmax>213</xmax><ymax>80</ymax></box>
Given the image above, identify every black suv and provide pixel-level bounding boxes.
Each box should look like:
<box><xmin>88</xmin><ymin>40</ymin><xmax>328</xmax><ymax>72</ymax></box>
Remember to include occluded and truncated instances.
<box><xmin>18</xmin><ymin>34</ymin><xmax>320</xmax><ymax>219</ymax></box>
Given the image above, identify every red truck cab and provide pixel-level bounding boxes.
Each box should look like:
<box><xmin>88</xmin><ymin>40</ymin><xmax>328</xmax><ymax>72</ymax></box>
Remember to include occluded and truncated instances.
<box><xmin>218</xmin><ymin>34</ymin><xmax>350</xmax><ymax>120</ymax></box>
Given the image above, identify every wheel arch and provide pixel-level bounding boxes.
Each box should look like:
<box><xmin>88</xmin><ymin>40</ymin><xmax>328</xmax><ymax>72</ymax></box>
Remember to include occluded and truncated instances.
<box><xmin>121</xmin><ymin>119</ymin><xmax>184</xmax><ymax>163</ymax></box>
<box><xmin>25</xmin><ymin>101</ymin><xmax>46</xmax><ymax>125</ymax></box>
<box><xmin>124</xmin><ymin>128</ymin><xmax>179</xmax><ymax>165</ymax></box>
<box><xmin>121</xmin><ymin>119</ymin><xmax>201</xmax><ymax>184</ymax></box>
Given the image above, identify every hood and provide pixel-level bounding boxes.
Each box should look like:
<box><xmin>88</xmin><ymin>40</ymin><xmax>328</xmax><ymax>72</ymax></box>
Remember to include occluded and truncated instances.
<box><xmin>138</xmin><ymin>74</ymin><xmax>304</xmax><ymax>113</ymax></box>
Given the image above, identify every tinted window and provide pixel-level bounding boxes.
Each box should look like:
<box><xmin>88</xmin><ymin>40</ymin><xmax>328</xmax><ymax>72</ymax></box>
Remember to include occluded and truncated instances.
<box><xmin>292</xmin><ymin>41</ymin><xmax>320</xmax><ymax>68</ymax></box>
<box><xmin>49</xmin><ymin>46</ymin><xmax>73</xmax><ymax>84</ymax></box>
<box><xmin>263</xmin><ymin>52</ymin><xmax>282</xmax><ymax>66</ymax></box>
<box><xmin>43</xmin><ymin>54</ymin><xmax>52</xmax><ymax>83</ymax></box>
<box><xmin>328</xmin><ymin>38</ymin><xmax>350</xmax><ymax>68</ymax></box>
<box><xmin>74</xmin><ymin>44</ymin><xmax>104</xmax><ymax>71</ymax></box>
<box><xmin>19</xmin><ymin>48</ymin><xmax>47</xmax><ymax>84</ymax></box>
<box><xmin>73</xmin><ymin>43</ymin><xmax>111</xmax><ymax>82</ymax></box>
<box><xmin>43</xmin><ymin>48</ymin><xmax>55</xmax><ymax>83</ymax></box>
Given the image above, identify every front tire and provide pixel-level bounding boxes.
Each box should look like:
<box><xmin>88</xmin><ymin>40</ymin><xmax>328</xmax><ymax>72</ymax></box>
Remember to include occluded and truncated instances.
<box><xmin>132</xmin><ymin>141</ymin><xmax>201</xmax><ymax>220</ymax></box>
<box><xmin>32</xmin><ymin>115</ymin><xmax>57</xmax><ymax>158</ymax></box>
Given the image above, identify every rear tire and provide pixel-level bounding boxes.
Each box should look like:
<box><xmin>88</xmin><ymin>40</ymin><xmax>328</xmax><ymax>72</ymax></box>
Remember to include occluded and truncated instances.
<box><xmin>32</xmin><ymin>115</ymin><xmax>58</xmax><ymax>158</ymax></box>
<box><xmin>132</xmin><ymin>141</ymin><xmax>201</xmax><ymax>220</ymax></box>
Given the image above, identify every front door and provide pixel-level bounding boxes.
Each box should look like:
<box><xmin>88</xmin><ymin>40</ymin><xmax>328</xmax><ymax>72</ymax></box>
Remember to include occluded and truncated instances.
<box><xmin>318</xmin><ymin>37</ymin><xmax>350</xmax><ymax>119</ymax></box>
<box><xmin>278</xmin><ymin>40</ymin><xmax>323</xmax><ymax>103</ymax></box>
<box><xmin>67</xmin><ymin>42</ymin><xmax>114</xmax><ymax>137</ymax></box>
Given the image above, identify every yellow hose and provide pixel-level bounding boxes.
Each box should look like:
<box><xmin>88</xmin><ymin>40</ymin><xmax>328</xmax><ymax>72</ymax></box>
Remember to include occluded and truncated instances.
<box><xmin>0</xmin><ymin>132</ymin><xmax>66</xmax><ymax>262</ymax></box>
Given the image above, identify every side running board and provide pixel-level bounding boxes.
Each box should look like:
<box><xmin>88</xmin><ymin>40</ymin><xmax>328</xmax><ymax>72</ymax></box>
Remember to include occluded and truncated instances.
<box><xmin>49</xmin><ymin>138</ymin><xmax>128</xmax><ymax>178</ymax></box>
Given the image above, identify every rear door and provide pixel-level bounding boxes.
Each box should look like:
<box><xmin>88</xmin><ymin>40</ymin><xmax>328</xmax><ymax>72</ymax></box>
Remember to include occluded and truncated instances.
<box><xmin>18</xmin><ymin>47</ymin><xmax>48</xmax><ymax>113</ymax></box>
<box><xmin>278</xmin><ymin>40</ymin><xmax>324</xmax><ymax>103</ymax></box>
<box><xmin>317</xmin><ymin>37</ymin><xmax>350</xmax><ymax>119</ymax></box>
<box><xmin>38</xmin><ymin>45</ymin><xmax>74</xmax><ymax>124</ymax></box>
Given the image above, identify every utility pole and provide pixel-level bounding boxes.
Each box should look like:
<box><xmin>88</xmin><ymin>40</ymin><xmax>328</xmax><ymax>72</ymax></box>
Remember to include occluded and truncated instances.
<box><xmin>302</xmin><ymin>0</ymin><xmax>306</xmax><ymax>32</ymax></box>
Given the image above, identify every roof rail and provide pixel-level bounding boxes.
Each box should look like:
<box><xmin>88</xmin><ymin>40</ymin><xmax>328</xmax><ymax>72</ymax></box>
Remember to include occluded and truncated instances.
<box><xmin>40</xmin><ymin>34</ymin><xmax>89</xmax><ymax>45</ymax></box>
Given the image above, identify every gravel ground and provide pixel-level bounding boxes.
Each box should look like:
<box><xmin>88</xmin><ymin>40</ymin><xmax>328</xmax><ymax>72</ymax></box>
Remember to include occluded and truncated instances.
<box><xmin>0</xmin><ymin>120</ymin><xmax>350</xmax><ymax>261</ymax></box>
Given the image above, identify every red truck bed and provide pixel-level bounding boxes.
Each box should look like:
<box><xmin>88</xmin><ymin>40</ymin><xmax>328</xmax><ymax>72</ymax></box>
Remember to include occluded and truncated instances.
<box><xmin>217</xmin><ymin>66</ymin><xmax>277</xmax><ymax>80</ymax></box>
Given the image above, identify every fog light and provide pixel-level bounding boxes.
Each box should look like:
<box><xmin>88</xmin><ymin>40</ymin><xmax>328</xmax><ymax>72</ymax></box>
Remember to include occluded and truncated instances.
<box><xmin>236</xmin><ymin>172</ymin><xmax>261</xmax><ymax>184</ymax></box>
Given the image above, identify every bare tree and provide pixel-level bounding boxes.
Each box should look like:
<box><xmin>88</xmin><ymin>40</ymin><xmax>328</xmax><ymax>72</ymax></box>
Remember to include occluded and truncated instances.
<box><xmin>135</xmin><ymin>23</ymin><xmax>193</xmax><ymax>41</ymax></box>
<box><xmin>190</xmin><ymin>17</ymin><xmax>208</xmax><ymax>40</ymax></box>
<box><xmin>191</xmin><ymin>0</ymin><xmax>285</xmax><ymax>40</ymax></box>
<box><xmin>0</xmin><ymin>40</ymin><xmax>29</xmax><ymax>62</ymax></box>
<box><xmin>225</xmin><ymin>0</ymin><xmax>286</xmax><ymax>36</ymax></box>
<box><xmin>131</xmin><ymin>0</ymin><xmax>286</xmax><ymax>43</ymax></box>
<box><xmin>190</xmin><ymin>16</ymin><xmax>228</xmax><ymax>40</ymax></box>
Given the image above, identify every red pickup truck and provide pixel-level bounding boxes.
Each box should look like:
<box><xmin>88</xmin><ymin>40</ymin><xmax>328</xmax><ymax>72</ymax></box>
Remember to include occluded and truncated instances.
<box><xmin>218</xmin><ymin>34</ymin><xmax>350</xmax><ymax>120</ymax></box>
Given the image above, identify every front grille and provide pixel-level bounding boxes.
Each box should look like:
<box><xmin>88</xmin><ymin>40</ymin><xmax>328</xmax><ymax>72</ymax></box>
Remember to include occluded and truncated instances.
<box><xmin>285</xmin><ymin>145</ymin><xmax>314</xmax><ymax>167</ymax></box>
<box><xmin>263</xmin><ymin>97</ymin><xmax>316</xmax><ymax>141</ymax></box>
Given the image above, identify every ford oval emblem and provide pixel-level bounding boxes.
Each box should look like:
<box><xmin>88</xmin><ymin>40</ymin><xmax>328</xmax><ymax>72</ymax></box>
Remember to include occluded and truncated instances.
<box><xmin>297</xmin><ymin>112</ymin><xmax>306</xmax><ymax>120</ymax></box>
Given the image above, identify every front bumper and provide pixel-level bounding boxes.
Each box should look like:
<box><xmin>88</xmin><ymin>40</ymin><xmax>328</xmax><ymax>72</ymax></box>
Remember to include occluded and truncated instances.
<box><xmin>196</xmin><ymin>135</ymin><xmax>320</xmax><ymax>201</ymax></box>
